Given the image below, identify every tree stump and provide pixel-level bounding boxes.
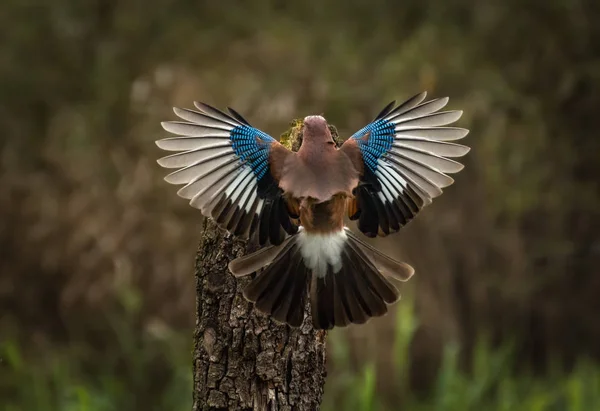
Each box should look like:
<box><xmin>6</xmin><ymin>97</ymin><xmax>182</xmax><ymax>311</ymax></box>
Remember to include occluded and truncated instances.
<box><xmin>191</xmin><ymin>121</ymin><xmax>343</xmax><ymax>411</ymax></box>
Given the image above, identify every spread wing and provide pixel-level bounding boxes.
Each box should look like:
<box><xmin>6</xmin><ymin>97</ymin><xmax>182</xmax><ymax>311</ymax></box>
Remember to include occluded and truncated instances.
<box><xmin>340</xmin><ymin>92</ymin><xmax>470</xmax><ymax>237</ymax></box>
<box><xmin>156</xmin><ymin>103</ymin><xmax>298</xmax><ymax>246</ymax></box>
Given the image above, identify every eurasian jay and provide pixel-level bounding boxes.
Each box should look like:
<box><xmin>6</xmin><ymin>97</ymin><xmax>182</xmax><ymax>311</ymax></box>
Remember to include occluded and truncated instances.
<box><xmin>156</xmin><ymin>92</ymin><xmax>470</xmax><ymax>330</ymax></box>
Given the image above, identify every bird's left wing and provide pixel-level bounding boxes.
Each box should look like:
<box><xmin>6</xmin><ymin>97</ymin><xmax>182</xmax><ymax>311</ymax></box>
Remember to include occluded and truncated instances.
<box><xmin>156</xmin><ymin>103</ymin><xmax>298</xmax><ymax>246</ymax></box>
<box><xmin>340</xmin><ymin>92</ymin><xmax>470</xmax><ymax>237</ymax></box>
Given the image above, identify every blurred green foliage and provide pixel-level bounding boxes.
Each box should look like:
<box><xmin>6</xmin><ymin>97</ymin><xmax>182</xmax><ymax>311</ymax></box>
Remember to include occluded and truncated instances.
<box><xmin>1</xmin><ymin>333</ymin><xmax>192</xmax><ymax>411</ymax></box>
<box><xmin>1</xmin><ymin>284</ymin><xmax>192</xmax><ymax>411</ymax></box>
<box><xmin>3</xmin><ymin>301</ymin><xmax>600</xmax><ymax>411</ymax></box>
<box><xmin>325</xmin><ymin>301</ymin><xmax>600</xmax><ymax>411</ymax></box>
<box><xmin>1</xmin><ymin>0</ymin><xmax>599</xmax><ymax>409</ymax></box>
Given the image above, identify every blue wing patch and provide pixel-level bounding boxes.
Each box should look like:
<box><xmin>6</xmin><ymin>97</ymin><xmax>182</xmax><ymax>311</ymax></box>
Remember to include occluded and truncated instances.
<box><xmin>231</xmin><ymin>126</ymin><xmax>275</xmax><ymax>180</ymax></box>
<box><xmin>351</xmin><ymin>119</ymin><xmax>396</xmax><ymax>173</ymax></box>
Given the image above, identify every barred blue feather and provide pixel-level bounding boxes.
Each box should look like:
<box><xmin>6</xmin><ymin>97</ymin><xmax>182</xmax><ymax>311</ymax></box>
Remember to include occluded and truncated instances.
<box><xmin>350</xmin><ymin>119</ymin><xmax>396</xmax><ymax>173</ymax></box>
<box><xmin>231</xmin><ymin>126</ymin><xmax>275</xmax><ymax>180</ymax></box>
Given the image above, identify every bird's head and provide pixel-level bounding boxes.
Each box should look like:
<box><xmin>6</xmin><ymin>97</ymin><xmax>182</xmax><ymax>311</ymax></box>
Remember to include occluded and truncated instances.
<box><xmin>302</xmin><ymin>115</ymin><xmax>335</xmax><ymax>146</ymax></box>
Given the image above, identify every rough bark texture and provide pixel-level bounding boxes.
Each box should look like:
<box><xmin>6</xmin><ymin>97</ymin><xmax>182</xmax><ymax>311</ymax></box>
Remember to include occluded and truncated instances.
<box><xmin>191</xmin><ymin>121</ymin><xmax>344</xmax><ymax>411</ymax></box>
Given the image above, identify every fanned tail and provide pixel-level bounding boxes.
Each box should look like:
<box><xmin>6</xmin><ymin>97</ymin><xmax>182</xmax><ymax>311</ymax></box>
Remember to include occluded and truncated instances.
<box><xmin>229</xmin><ymin>228</ymin><xmax>414</xmax><ymax>330</ymax></box>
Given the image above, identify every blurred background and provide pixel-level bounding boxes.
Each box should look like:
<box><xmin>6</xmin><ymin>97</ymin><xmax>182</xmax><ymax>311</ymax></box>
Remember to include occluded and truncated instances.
<box><xmin>2</xmin><ymin>0</ymin><xmax>599</xmax><ymax>410</ymax></box>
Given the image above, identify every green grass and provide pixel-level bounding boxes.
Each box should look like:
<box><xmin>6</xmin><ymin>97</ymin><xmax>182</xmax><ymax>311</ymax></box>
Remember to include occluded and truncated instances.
<box><xmin>322</xmin><ymin>299</ymin><xmax>600</xmax><ymax>411</ymax></box>
<box><xmin>0</xmin><ymin>296</ymin><xmax>193</xmax><ymax>411</ymax></box>
<box><xmin>2</xmin><ymin>299</ymin><xmax>599</xmax><ymax>411</ymax></box>
<box><xmin>0</xmin><ymin>335</ymin><xmax>193</xmax><ymax>411</ymax></box>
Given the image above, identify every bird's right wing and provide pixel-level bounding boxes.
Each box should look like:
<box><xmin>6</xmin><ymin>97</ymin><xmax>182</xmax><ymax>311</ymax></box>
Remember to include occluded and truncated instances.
<box><xmin>340</xmin><ymin>92</ymin><xmax>470</xmax><ymax>237</ymax></box>
<box><xmin>156</xmin><ymin>103</ymin><xmax>298</xmax><ymax>246</ymax></box>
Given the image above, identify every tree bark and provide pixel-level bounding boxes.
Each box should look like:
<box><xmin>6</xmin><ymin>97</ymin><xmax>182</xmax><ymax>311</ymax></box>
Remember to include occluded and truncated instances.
<box><xmin>191</xmin><ymin>121</ymin><xmax>341</xmax><ymax>411</ymax></box>
<box><xmin>192</xmin><ymin>222</ymin><xmax>327</xmax><ymax>411</ymax></box>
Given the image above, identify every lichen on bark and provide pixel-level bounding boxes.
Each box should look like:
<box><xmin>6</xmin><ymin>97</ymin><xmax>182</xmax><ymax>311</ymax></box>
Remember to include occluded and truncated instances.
<box><xmin>279</xmin><ymin>119</ymin><xmax>343</xmax><ymax>150</ymax></box>
<box><xmin>192</xmin><ymin>120</ymin><xmax>331</xmax><ymax>411</ymax></box>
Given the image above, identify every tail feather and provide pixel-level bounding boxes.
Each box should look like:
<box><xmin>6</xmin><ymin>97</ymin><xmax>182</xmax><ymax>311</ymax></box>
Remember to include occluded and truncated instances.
<box><xmin>228</xmin><ymin>235</ymin><xmax>295</xmax><ymax>277</ymax></box>
<box><xmin>270</xmin><ymin>247</ymin><xmax>309</xmax><ymax>327</ymax></box>
<box><xmin>228</xmin><ymin>227</ymin><xmax>415</xmax><ymax>330</ymax></box>
<box><xmin>252</xmin><ymin>251</ymin><xmax>295</xmax><ymax>314</ymax></box>
<box><xmin>331</xmin><ymin>273</ymin><xmax>351</xmax><ymax>327</ymax></box>
<box><xmin>310</xmin><ymin>269</ymin><xmax>340</xmax><ymax>330</ymax></box>
<box><xmin>336</xmin><ymin>262</ymin><xmax>369</xmax><ymax>325</ymax></box>
<box><xmin>243</xmin><ymin>239</ymin><xmax>297</xmax><ymax>305</ymax></box>
<box><xmin>233</xmin><ymin>236</ymin><xmax>310</xmax><ymax>327</ymax></box>
<box><xmin>346</xmin><ymin>229</ymin><xmax>415</xmax><ymax>281</ymax></box>
<box><xmin>277</xmin><ymin>262</ymin><xmax>309</xmax><ymax>327</ymax></box>
<box><xmin>341</xmin><ymin>247</ymin><xmax>388</xmax><ymax>317</ymax></box>
<box><xmin>345</xmin><ymin>238</ymin><xmax>400</xmax><ymax>304</ymax></box>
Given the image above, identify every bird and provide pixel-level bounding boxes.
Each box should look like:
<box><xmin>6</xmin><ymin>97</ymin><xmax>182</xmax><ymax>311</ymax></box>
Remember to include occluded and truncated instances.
<box><xmin>156</xmin><ymin>92</ymin><xmax>470</xmax><ymax>330</ymax></box>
